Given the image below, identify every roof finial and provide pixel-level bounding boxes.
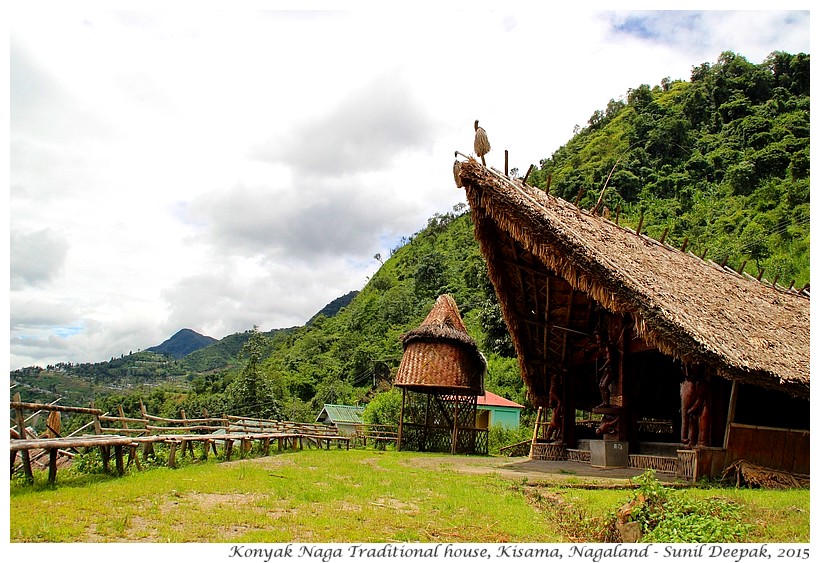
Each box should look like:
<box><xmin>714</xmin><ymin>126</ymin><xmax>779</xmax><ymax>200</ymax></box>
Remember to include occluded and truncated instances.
<box><xmin>474</xmin><ymin>120</ymin><xmax>490</xmax><ymax>166</ymax></box>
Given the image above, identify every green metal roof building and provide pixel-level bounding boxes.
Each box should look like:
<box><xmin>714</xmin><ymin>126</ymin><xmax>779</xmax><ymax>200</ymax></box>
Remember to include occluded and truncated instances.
<box><xmin>315</xmin><ymin>404</ymin><xmax>365</xmax><ymax>435</ymax></box>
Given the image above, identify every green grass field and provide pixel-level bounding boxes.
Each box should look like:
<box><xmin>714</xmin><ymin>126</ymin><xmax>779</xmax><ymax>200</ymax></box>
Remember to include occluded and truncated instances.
<box><xmin>9</xmin><ymin>448</ymin><xmax>810</xmax><ymax>543</ymax></box>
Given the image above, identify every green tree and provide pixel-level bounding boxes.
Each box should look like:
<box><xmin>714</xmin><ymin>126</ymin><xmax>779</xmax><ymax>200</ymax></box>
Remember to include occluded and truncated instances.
<box><xmin>226</xmin><ymin>326</ymin><xmax>282</xmax><ymax>419</ymax></box>
<box><xmin>362</xmin><ymin>388</ymin><xmax>402</xmax><ymax>425</ymax></box>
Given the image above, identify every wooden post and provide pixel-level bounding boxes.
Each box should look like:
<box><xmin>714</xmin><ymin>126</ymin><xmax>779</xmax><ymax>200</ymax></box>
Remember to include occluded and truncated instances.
<box><xmin>13</xmin><ymin>393</ymin><xmax>34</xmax><ymax>482</ymax></box>
<box><xmin>91</xmin><ymin>401</ymin><xmax>103</xmax><ymax>435</ymax></box>
<box><xmin>168</xmin><ymin>442</ymin><xmax>178</xmax><ymax>468</ymax></box>
<box><xmin>522</xmin><ymin>164</ymin><xmax>534</xmax><ymax>185</ymax></box>
<box><xmin>114</xmin><ymin>444</ymin><xmax>125</xmax><ymax>476</ymax></box>
<box><xmin>504</xmin><ymin>150</ymin><xmax>509</xmax><ymax>176</ymax></box>
<box><xmin>723</xmin><ymin>380</ymin><xmax>739</xmax><ymax>450</ymax></box>
<box><xmin>532</xmin><ymin>407</ymin><xmax>543</xmax><ymax>445</ymax></box>
<box><xmin>48</xmin><ymin>448</ymin><xmax>59</xmax><ymax>484</ymax></box>
<box><xmin>451</xmin><ymin>397</ymin><xmax>459</xmax><ymax>454</ymax></box>
<box><xmin>396</xmin><ymin>388</ymin><xmax>406</xmax><ymax>452</ymax></box>
<box><xmin>635</xmin><ymin>212</ymin><xmax>644</xmax><ymax>236</ymax></box>
<box><xmin>101</xmin><ymin>444</ymin><xmax>111</xmax><ymax>474</ymax></box>
<box><xmin>127</xmin><ymin>445</ymin><xmax>142</xmax><ymax>471</ymax></box>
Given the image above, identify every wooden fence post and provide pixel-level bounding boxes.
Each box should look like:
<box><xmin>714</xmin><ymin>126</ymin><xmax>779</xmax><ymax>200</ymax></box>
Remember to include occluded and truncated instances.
<box><xmin>13</xmin><ymin>393</ymin><xmax>34</xmax><ymax>483</ymax></box>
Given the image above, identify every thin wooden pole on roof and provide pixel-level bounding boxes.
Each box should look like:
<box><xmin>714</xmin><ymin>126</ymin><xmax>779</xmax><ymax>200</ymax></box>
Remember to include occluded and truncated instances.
<box><xmin>522</xmin><ymin>164</ymin><xmax>534</xmax><ymax>185</ymax></box>
<box><xmin>700</xmin><ymin>248</ymin><xmax>708</xmax><ymax>260</ymax></box>
<box><xmin>720</xmin><ymin>256</ymin><xmax>729</xmax><ymax>268</ymax></box>
<box><xmin>659</xmin><ymin>227</ymin><xmax>669</xmax><ymax>244</ymax></box>
<box><xmin>635</xmin><ymin>212</ymin><xmax>644</xmax><ymax>236</ymax></box>
<box><xmin>504</xmin><ymin>150</ymin><xmax>509</xmax><ymax>177</ymax></box>
<box><xmin>738</xmin><ymin>260</ymin><xmax>747</xmax><ymax>275</ymax></box>
<box><xmin>545</xmin><ymin>174</ymin><xmax>552</xmax><ymax>195</ymax></box>
<box><xmin>573</xmin><ymin>187</ymin><xmax>586</xmax><ymax>208</ymax></box>
<box><xmin>681</xmin><ymin>237</ymin><xmax>689</xmax><ymax>253</ymax></box>
<box><xmin>757</xmin><ymin>267</ymin><xmax>765</xmax><ymax>281</ymax></box>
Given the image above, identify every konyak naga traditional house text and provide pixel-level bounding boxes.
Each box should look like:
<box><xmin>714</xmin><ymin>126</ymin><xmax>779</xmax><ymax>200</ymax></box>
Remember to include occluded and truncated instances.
<box><xmin>455</xmin><ymin>156</ymin><xmax>809</xmax><ymax>480</ymax></box>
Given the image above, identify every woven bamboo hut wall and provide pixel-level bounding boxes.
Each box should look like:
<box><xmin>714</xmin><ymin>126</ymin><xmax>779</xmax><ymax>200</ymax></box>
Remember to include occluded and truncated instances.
<box><xmin>394</xmin><ymin>294</ymin><xmax>488</xmax><ymax>454</ymax></box>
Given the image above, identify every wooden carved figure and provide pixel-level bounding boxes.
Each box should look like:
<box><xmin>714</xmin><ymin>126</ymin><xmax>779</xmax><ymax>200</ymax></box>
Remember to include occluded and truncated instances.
<box><xmin>680</xmin><ymin>364</ymin><xmax>712</xmax><ymax>448</ymax></box>
<box><xmin>596</xmin><ymin>414</ymin><xmax>620</xmax><ymax>436</ymax></box>
<box><xmin>545</xmin><ymin>372</ymin><xmax>563</xmax><ymax>442</ymax></box>
<box><xmin>594</xmin><ymin>331</ymin><xmax>617</xmax><ymax>408</ymax></box>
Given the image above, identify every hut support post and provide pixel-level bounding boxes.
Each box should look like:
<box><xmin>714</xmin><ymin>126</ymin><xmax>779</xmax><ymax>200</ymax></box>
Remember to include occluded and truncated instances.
<box><xmin>424</xmin><ymin>394</ymin><xmax>431</xmax><ymax>452</ymax></box>
<box><xmin>397</xmin><ymin>389</ymin><xmax>406</xmax><ymax>452</ymax></box>
<box><xmin>451</xmin><ymin>397</ymin><xmax>459</xmax><ymax>454</ymax></box>
<box><xmin>532</xmin><ymin>407</ymin><xmax>543</xmax><ymax>444</ymax></box>
<box><xmin>723</xmin><ymin>380</ymin><xmax>739</xmax><ymax>450</ymax></box>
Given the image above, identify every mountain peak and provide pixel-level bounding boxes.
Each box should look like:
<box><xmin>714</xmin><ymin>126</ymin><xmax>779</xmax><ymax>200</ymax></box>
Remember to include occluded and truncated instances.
<box><xmin>147</xmin><ymin>329</ymin><xmax>218</xmax><ymax>359</ymax></box>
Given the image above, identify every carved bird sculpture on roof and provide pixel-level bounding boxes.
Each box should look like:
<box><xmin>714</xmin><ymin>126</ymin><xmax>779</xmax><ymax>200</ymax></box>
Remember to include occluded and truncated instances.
<box><xmin>474</xmin><ymin>120</ymin><xmax>490</xmax><ymax>166</ymax></box>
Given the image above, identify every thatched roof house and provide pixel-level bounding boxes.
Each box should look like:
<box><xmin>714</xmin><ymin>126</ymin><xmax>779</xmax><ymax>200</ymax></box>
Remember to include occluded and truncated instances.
<box><xmin>455</xmin><ymin>158</ymin><xmax>809</xmax><ymax>399</ymax></box>
<box><xmin>455</xmin><ymin>156</ymin><xmax>809</xmax><ymax>477</ymax></box>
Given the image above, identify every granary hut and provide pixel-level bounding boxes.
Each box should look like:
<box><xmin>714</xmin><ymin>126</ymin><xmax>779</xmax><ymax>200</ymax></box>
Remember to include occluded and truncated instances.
<box><xmin>454</xmin><ymin>157</ymin><xmax>810</xmax><ymax>480</ymax></box>
<box><xmin>394</xmin><ymin>294</ymin><xmax>489</xmax><ymax>454</ymax></box>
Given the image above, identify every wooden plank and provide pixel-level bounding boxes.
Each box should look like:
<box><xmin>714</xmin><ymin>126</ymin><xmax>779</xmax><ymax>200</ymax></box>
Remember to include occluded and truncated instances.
<box><xmin>791</xmin><ymin>431</ymin><xmax>810</xmax><ymax>474</ymax></box>
<box><xmin>10</xmin><ymin>401</ymin><xmax>103</xmax><ymax>415</ymax></box>
<box><xmin>726</xmin><ymin>424</ymin><xmax>753</xmax><ymax>467</ymax></box>
<box><xmin>781</xmin><ymin>431</ymin><xmax>798</xmax><ymax>473</ymax></box>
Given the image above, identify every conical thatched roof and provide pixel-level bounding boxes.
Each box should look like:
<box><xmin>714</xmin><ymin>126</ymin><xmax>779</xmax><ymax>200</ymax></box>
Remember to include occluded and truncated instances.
<box><xmin>394</xmin><ymin>294</ymin><xmax>486</xmax><ymax>394</ymax></box>
<box><xmin>456</xmin><ymin>157</ymin><xmax>809</xmax><ymax>399</ymax></box>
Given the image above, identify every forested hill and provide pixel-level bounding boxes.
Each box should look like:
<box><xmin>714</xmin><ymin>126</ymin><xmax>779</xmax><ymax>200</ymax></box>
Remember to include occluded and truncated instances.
<box><xmin>528</xmin><ymin>50</ymin><xmax>809</xmax><ymax>288</ymax></box>
<box><xmin>11</xmin><ymin>50</ymin><xmax>808</xmax><ymax>431</ymax></box>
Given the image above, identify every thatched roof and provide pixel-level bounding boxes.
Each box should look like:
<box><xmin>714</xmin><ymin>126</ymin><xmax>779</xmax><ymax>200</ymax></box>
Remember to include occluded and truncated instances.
<box><xmin>395</xmin><ymin>294</ymin><xmax>486</xmax><ymax>395</ymax></box>
<box><xmin>455</xmin><ymin>157</ymin><xmax>809</xmax><ymax>399</ymax></box>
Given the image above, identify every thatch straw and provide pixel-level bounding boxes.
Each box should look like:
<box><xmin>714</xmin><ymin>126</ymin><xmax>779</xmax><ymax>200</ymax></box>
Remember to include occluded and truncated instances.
<box><xmin>722</xmin><ymin>459</ymin><xmax>809</xmax><ymax>489</ymax></box>
<box><xmin>474</xmin><ymin>120</ymin><xmax>490</xmax><ymax>163</ymax></box>
<box><xmin>456</xmin><ymin>157</ymin><xmax>809</xmax><ymax>399</ymax></box>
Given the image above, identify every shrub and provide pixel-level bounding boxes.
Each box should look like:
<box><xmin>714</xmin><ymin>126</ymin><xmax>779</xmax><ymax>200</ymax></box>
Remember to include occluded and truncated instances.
<box><xmin>624</xmin><ymin>470</ymin><xmax>752</xmax><ymax>543</ymax></box>
<box><xmin>362</xmin><ymin>388</ymin><xmax>402</xmax><ymax>425</ymax></box>
<box><xmin>487</xmin><ymin>423</ymin><xmax>532</xmax><ymax>455</ymax></box>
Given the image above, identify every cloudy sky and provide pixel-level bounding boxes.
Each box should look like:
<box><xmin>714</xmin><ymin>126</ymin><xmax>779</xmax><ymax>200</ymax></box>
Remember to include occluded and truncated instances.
<box><xmin>7</xmin><ymin>3</ymin><xmax>811</xmax><ymax>370</ymax></box>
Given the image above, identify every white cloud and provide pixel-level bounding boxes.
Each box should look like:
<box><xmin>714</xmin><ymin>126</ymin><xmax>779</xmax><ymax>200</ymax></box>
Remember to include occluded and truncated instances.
<box><xmin>8</xmin><ymin>7</ymin><xmax>811</xmax><ymax>369</ymax></box>
<box><xmin>10</xmin><ymin>229</ymin><xmax>70</xmax><ymax>289</ymax></box>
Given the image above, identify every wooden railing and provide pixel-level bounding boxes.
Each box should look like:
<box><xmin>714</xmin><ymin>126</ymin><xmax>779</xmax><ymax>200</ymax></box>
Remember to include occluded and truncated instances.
<box><xmin>10</xmin><ymin>398</ymin><xmax>352</xmax><ymax>484</ymax></box>
<box><xmin>353</xmin><ymin>424</ymin><xmax>398</xmax><ymax>449</ymax></box>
